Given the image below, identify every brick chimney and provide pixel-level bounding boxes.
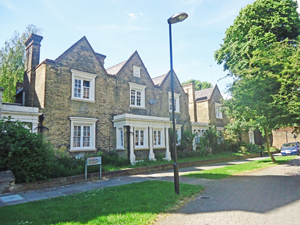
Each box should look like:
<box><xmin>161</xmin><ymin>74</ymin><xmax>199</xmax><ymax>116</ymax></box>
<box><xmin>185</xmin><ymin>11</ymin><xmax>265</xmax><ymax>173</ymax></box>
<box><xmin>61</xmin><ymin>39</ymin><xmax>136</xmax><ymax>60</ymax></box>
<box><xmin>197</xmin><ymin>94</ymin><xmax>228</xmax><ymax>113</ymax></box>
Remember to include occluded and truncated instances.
<box><xmin>24</xmin><ymin>33</ymin><xmax>43</xmax><ymax>106</ymax></box>
<box><xmin>182</xmin><ymin>82</ymin><xmax>197</xmax><ymax>122</ymax></box>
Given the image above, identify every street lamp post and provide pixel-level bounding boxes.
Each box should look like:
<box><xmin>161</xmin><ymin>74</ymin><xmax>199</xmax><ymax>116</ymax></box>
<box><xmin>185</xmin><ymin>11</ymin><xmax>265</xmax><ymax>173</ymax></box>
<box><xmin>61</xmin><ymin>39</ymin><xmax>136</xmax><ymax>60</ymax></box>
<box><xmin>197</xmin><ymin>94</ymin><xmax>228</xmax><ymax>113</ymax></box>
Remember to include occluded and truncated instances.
<box><xmin>168</xmin><ymin>12</ymin><xmax>188</xmax><ymax>195</ymax></box>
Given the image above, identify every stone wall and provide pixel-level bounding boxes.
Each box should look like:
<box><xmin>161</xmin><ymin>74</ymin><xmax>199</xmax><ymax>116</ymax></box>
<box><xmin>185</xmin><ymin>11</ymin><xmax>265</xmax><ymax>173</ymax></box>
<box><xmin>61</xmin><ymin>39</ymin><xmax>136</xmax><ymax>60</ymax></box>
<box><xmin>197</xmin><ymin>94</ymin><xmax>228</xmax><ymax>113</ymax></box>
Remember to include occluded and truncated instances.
<box><xmin>272</xmin><ymin>127</ymin><xmax>300</xmax><ymax>148</ymax></box>
<box><xmin>196</xmin><ymin>101</ymin><xmax>209</xmax><ymax>123</ymax></box>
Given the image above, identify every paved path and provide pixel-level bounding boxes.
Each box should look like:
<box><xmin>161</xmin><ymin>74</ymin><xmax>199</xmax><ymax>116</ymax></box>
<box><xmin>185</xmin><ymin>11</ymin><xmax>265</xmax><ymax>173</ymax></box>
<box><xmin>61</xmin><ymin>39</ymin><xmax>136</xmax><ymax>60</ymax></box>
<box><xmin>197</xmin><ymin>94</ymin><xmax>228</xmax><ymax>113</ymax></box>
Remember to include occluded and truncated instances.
<box><xmin>156</xmin><ymin>156</ymin><xmax>300</xmax><ymax>225</ymax></box>
<box><xmin>0</xmin><ymin>154</ymin><xmax>274</xmax><ymax>207</ymax></box>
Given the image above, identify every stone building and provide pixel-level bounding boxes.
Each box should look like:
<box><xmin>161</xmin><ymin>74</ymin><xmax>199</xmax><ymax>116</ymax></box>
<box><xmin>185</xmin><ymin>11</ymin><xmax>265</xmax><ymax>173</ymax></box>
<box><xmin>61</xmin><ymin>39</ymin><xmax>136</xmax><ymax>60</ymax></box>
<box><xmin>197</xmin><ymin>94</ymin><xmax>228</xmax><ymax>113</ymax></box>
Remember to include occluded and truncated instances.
<box><xmin>182</xmin><ymin>83</ymin><xmax>228</xmax><ymax>147</ymax></box>
<box><xmin>21</xmin><ymin>33</ymin><xmax>190</xmax><ymax>163</ymax></box>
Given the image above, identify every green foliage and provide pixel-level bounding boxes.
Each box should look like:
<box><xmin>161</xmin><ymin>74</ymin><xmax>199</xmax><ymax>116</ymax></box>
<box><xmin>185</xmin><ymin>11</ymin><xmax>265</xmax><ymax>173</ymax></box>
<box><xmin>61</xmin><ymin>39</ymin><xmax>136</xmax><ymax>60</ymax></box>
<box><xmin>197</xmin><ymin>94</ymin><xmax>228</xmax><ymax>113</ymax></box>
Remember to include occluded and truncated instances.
<box><xmin>200</xmin><ymin>126</ymin><xmax>220</xmax><ymax>153</ymax></box>
<box><xmin>0</xmin><ymin>24</ymin><xmax>42</xmax><ymax>102</ymax></box>
<box><xmin>0</xmin><ymin>117</ymin><xmax>54</xmax><ymax>182</ymax></box>
<box><xmin>97</xmin><ymin>151</ymin><xmax>129</xmax><ymax>167</ymax></box>
<box><xmin>0</xmin><ymin>181</ymin><xmax>204</xmax><ymax>225</ymax></box>
<box><xmin>182</xmin><ymin>79</ymin><xmax>212</xmax><ymax>91</ymax></box>
<box><xmin>215</xmin><ymin>0</ymin><xmax>300</xmax><ymax>74</ymax></box>
<box><xmin>247</xmin><ymin>39</ymin><xmax>300</xmax><ymax>126</ymax></box>
<box><xmin>180</xmin><ymin>130</ymin><xmax>195</xmax><ymax>151</ymax></box>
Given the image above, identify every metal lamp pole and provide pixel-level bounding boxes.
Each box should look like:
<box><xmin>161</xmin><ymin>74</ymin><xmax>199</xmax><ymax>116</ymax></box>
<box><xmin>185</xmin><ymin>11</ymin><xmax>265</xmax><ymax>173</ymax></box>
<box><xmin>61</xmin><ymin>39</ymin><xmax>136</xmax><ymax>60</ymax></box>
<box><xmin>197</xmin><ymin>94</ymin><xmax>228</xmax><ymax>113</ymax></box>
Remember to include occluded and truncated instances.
<box><xmin>168</xmin><ymin>12</ymin><xmax>188</xmax><ymax>195</ymax></box>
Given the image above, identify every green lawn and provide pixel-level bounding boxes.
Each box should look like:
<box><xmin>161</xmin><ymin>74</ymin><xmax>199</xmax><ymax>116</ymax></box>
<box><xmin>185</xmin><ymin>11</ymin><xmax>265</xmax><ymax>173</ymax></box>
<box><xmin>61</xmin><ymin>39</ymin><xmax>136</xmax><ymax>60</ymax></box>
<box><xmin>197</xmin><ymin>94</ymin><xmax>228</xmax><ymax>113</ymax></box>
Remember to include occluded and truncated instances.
<box><xmin>102</xmin><ymin>152</ymin><xmax>246</xmax><ymax>172</ymax></box>
<box><xmin>183</xmin><ymin>156</ymin><xmax>297</xmax><ymax>179</ymax></box>
<box><xmin>0</xmin><ymin>181</ymin><xmax>204</xmax><ymax>225</ymax></box>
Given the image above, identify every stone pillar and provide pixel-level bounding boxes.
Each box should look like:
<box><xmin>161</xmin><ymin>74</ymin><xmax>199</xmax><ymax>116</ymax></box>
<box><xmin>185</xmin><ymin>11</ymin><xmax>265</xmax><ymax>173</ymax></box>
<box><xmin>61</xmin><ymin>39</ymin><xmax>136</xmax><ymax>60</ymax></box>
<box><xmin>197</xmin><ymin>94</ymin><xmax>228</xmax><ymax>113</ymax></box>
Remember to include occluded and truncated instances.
<box><xmin>32</xmin><ymin>122</ymin><xmax>38</xmax><ymax>133</ymax></box>
<box><xmin>0</xmin><ymin>87</ymin><xmax>4</xmax><ymax>118</ymax></box>
<box><xmin>165</xmin><ymin>128</ymin><xmax>171</xmax><ymax>161</ymax></box>
<box><xmin>149</xmin><ymin>127</ymin><xmax>155</xmax><ymax>160</ymax></box>
<box><xmin>130</xmin><ymin>126</ymin><xmax>136</xmax><ymax>164</ymax></box>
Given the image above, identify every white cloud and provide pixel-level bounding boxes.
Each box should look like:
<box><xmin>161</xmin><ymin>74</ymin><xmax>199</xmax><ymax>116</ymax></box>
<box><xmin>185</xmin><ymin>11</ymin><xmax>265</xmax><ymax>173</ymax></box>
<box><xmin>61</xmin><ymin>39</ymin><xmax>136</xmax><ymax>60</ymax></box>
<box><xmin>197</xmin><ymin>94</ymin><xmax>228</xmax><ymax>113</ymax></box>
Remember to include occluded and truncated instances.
<box><xmin>128</xmin><ymin>13</ymin><xmax>136</xmax><ymax>21</ymax></box>
<box><xmin>0</xmin><ymin>0</ymin><xmax>16</xmax><ymax>11</ymax></box>
<box><xmin>140</xmin><ymin>12</ymin><xmax>143</xmax><ymax>15</ymax></box>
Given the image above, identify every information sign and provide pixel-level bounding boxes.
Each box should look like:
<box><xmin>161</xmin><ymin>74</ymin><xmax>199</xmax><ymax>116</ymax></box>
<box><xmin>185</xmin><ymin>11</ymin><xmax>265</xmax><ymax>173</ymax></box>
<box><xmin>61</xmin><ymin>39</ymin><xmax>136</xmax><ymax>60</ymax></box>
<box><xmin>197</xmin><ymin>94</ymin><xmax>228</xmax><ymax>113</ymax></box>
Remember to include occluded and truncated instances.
<box><xmin>85</xmin><ymin>157</ymin><xmax>102</xmax><ymax>181</ymax></box>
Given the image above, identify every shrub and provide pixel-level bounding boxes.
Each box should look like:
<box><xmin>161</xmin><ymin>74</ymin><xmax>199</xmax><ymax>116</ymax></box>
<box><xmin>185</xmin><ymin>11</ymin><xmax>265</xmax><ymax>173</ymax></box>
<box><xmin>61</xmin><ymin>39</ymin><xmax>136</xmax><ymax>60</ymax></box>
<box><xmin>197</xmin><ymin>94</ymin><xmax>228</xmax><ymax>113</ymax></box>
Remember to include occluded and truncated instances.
<box><xmin>0</xmin><ymin>117</ymin><xmax>55</xmax><ymax>182</ymax></box>
<box><xmin>180</xmin><ymin>130</ymin><xmax>195</xmax><ymax>152</ymax></box>
<box><xmin>97</xmin><ymin>151</ymin><xmax>129</xmax><ymax>167</ymax></box>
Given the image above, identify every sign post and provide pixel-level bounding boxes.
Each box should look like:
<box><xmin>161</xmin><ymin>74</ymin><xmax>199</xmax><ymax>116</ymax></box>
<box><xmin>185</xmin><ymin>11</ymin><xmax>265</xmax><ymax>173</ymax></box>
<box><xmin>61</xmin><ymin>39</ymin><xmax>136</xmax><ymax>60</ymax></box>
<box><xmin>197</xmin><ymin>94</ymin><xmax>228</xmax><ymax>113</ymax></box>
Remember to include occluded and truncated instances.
<box><xmin>85</xmin><ymin>157</ymin><xmax>102</xmax><ymax>181</ymax></box>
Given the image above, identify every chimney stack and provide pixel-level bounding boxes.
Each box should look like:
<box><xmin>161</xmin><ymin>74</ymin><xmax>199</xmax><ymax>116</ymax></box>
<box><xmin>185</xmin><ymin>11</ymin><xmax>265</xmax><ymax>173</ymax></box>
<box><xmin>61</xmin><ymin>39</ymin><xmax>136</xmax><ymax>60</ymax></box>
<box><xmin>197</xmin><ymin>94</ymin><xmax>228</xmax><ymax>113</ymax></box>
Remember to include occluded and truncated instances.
<box><xmin>24</xmin><ymin>33</ymin><xmax>43</xmax><ymax>106</ymax></box>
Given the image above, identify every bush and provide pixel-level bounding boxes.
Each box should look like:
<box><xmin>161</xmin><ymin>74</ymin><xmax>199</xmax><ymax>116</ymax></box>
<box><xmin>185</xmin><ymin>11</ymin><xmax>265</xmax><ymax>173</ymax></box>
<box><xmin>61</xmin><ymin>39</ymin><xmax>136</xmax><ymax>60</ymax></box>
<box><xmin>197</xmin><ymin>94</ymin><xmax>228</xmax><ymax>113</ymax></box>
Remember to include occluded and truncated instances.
<box><xmin>180</xmin><ymin>130</ymin><xmax>195</xmax><ymax>152</ymax></box>
<box><xmin>0</xmin><ymin>117</ymin><xmax>55</xmax><ymax>182</ymax></box>
<box><xmin>97</xmin><ymin>151</ymin><xmax>129</xmax><ymax>167</ymax></box>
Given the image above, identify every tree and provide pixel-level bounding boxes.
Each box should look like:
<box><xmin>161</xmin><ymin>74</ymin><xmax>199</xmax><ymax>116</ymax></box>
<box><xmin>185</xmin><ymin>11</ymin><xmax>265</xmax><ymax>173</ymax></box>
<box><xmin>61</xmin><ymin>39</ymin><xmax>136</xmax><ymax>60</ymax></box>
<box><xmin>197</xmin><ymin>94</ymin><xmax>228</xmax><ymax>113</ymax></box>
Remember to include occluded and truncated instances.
<box><xmin>223</xmin><ymin>76</ymin><xmax>288</xmax><ymax>162</ymax></box>
<box><xmin>182</xmin><ymin>79</ymin><xmax>212</xmax><ymax>91</ymax></box>
<box><xmin>215</xmin><ymin>0</ymin><xmax>300</xmax><ymax>76</ymax></box>
<box><xmin>215</xmin><ymin>0</ymin><xmax>300</xmax><ymax>163</ymax></box>
<box><xmin>0</xmin><ymin>25</ymin><xmax>42</xmax><ymax>103</ymax></box>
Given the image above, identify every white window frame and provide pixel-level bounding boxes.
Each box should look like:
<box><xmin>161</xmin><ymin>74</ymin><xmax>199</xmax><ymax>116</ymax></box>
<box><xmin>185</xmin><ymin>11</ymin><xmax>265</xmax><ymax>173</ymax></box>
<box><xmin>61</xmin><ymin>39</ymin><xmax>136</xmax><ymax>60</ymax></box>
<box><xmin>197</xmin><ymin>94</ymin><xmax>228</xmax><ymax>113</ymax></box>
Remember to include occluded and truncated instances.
<box><xmin>116</xmin><ymin>127</ymin><xmax>125</xmax><ymax>149</ymax></box>
<box><xmin>70</xmin><ymin>117</ymin><xmax>97</xmax><ymax>152</ymax></box>
<box><xmin>153</xmin><ymin>129</ymin><xmax>164</xmax><ymax>147</ymax></box>
<box><xmin>215</xmin><ymin>103</ymin><xmax>223</xmax><ymax>119</ymax></box>
<box><xmin>134</xmin><ymin>128</ymin><xmax>148</xmax><ymax>149</ymax></box>
<box><xmin>168</xmin><ymin>92</ymin><xmax>180</xmax><ymax>113</ymax></box>
<box><xmin>71</xmin><ymin>69</ymin><xmax>97</xmax><ymax>102</ymax></box>
<box><xmin>129</xmin><ymin>82</ymin><xmax>146</xmax><ymax>108</ymax></box>
<box><xmin>133</xmin><ymin>65</ymin><xmax>141</xmax><ymax>77</ymax></box>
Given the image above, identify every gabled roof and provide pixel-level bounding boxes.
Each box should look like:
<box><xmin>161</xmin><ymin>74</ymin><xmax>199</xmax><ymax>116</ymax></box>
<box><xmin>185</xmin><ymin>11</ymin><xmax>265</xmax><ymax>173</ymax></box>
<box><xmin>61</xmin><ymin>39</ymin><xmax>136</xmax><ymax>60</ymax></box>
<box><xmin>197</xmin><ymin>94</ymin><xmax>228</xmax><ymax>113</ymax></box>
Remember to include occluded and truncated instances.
<box><xmin>105</xmin><ymin>51</ymin><xmax>155</xmax><ymax>86</ymax></box>
<box><xmin>53</xmin><ymin>36</ymin><xmax>107</xmax><ymax>74</ymax></box>
<box><xmin>106</xmin><ymin>60</ymin><xmax>127</xmax><ymax>75</ymax></box>
<box><xmin>195</xmin><ymin>86</ymin><xmax>215</xmax><ymax>101</ymax></box>
<box><xmin>152</xmin><ymin>73</ymin><xmax>167</xmax><ymax>86</ymax></box>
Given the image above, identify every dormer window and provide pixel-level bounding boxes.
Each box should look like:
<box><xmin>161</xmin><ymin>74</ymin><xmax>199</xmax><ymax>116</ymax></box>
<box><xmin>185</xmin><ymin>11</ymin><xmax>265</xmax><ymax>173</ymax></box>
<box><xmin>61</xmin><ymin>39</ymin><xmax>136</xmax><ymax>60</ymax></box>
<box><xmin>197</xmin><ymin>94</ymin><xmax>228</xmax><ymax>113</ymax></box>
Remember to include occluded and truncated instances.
<box><xmin>133</xmin><ymin>65</ymin><xmax>141</xmax><ymax>77</ymax></box>
<box><xmin>71</xmin><ymin>69</ymin><xmax>96</xmax><ymax>102</ymax></box>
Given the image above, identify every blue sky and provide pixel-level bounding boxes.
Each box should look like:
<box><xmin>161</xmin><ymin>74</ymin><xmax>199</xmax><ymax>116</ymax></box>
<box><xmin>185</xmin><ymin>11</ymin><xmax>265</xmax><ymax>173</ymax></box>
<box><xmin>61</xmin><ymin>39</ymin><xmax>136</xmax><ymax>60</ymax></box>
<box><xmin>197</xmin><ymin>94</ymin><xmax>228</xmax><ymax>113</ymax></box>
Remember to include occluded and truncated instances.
<box><xmin>0</xmin><ymin>0</ymin><xmax>257</xmax><ymax>95</ymax></box>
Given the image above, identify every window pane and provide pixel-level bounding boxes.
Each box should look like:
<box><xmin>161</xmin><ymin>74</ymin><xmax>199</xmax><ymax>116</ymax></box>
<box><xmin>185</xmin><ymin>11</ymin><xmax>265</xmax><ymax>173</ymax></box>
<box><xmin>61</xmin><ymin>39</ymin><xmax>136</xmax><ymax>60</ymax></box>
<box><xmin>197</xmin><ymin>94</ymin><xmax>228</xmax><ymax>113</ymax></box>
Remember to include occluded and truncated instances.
<box><xmin>158</xmin><ymin>131</ymin><xmax>161</xmax><ymax>145</ymax></box>
<box><xmin>136</xmin><ymin>91</ymin><xmax>141</xmax><ymax>106</ymax></box>
<box><xmin>73</xmin><ymin>126</ymin><xmax>81</xmax><ymax>147</ymax></box>
<box><xmin>135</xmin><ymin>130</ymin><xmax>139</xmax><ymax>146</ymax></box>
<box><xmin>83</xmin><ymin>126</ymin><xmax>90</xmax><ymax>147</ymax></box>
<box><xmin>140</xmin><ymin>130</ymin><xmax>144</xmax><ymax>146</ymax></box>
<box><xmin>120</xmin><ymin>129</ymin><xmax>123</xmax><ymax>147</ymax></box>
<box><xmin>154</xmin><ymin>131</ymin><xmax>157</xmax><ymax>145</ymax></box>
<box><xmin>74</xmin><ymin>79</ymin><xmax>81</xmax><ymax>98</ymax></box>
<box><xmin>83</xmin><ymin>81</ymin><xmax>90</xmax><ymax>99</ymax></box>
<box><xmin>131</xmin><ymin>90</ymin><xmax>136</xmax><ymax>105</ymax></box>
<box><xmin>169</xmin><ymin>98</ymin><xmax>172</xmax><ymax>111</ymax></box>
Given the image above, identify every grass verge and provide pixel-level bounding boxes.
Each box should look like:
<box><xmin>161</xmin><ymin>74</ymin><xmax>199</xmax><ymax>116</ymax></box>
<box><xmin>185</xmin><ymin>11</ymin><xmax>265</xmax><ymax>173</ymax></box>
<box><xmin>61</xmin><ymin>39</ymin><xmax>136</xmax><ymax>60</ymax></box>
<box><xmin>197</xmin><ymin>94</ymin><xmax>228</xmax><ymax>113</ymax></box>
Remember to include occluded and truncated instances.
<box><xmin>102</xmin><ymin>152</ymin><xmax>246</xmax><ymax>172</ymax></box>
<box><xmin>183</xmin><ymin>156</ymin><xmax>297</xmax><ymax>179</ymax></box>
<box><xmin>0</xmin><ymin>181</ymin><xmax>204</xmax><ymax>225</ymax></box>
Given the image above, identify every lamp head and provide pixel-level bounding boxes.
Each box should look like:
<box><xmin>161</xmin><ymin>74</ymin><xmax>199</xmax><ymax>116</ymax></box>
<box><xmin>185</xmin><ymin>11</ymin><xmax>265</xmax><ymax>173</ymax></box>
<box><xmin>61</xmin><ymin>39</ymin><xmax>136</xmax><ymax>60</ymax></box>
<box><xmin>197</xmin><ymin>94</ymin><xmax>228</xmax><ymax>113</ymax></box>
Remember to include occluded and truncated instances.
<box><xmin>168</xmin><ymin>12</ymin><xmax>188</xmax><ymax>24</ymax></box>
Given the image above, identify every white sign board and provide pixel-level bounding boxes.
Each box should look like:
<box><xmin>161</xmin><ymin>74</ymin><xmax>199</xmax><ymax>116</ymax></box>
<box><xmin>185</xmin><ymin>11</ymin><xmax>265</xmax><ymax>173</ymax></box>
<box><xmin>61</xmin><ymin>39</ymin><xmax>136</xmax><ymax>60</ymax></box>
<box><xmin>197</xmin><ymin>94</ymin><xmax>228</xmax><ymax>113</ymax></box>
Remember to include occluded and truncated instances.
<box><xmin>85</xmin><ymin>157</ymin><xmax>102</xmax><ymax>181</ymax></box>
